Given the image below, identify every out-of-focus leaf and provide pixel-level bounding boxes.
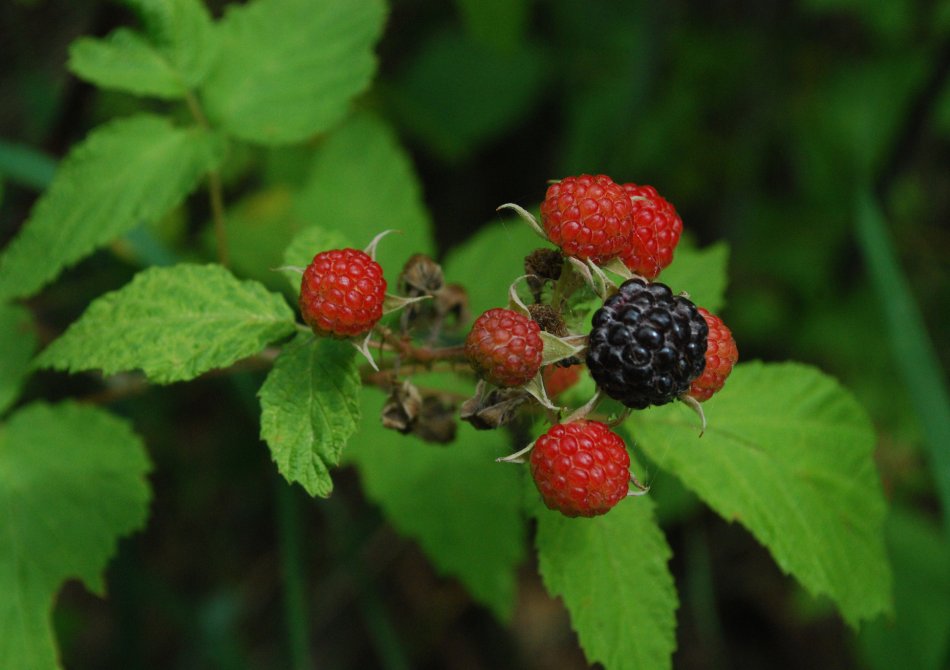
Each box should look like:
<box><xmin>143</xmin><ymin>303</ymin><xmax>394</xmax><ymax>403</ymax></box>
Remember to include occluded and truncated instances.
<box><xmin>0</xmin><ymin>304</ymin><xmax>36</xmax><ymax>415</ymax></box>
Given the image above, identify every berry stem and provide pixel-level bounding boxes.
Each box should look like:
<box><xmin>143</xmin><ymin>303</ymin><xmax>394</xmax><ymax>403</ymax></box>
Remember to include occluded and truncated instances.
<box><xmin>184</xmin><ymin>89</ymin><xmax>229</xmax><ymax>267</ymax></box>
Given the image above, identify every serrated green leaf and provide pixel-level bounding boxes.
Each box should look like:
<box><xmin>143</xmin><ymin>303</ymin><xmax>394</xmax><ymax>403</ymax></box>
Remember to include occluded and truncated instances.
<box><xmin>0</xmin><ymin>402</ymin><xmax>151</xmax><ymax>670</ymax></box>
<box><xmin>294</xmin><ymin>112</ymin><xmax>434</xmax><ymax>282</ymax></box>
<box><xmin>443</xmin><ymin>219</ymin><xmax>542</xmax><ymax>316</ymax></box>
<box><xmin>347</xmin><ymin>387</ymin><xmax>526</xmax><ymax>619</ymax></box>
<box><xmin>281</xmin><ymin>226</ymin><xmax>352</xmax><ymax>293</ymax></box>
<box><xmin>35</xmin><ymin>264</ymin><xmax>296</xmax><ymax>384</ymax></box>
<box><xmin>123</xmin><ymin>0</ymin><xmax>218</xmax><ymax>88</ymax></box>
<box><xmin>69</xmin><ymin>29</ymin><xmax>188</xmax><ymax>98</ymax></box>
<box><xmin>633</xmin><ymin>361</ymin><xmax>892</xmax><ymax>625</ymax></box>
<box><xmin>0</xmin><ymin>115</ymin><xmax>224</xmax><ymax>302</ymax></box>
<box><xmin>658</xmin><ymin>239</ymin><xmax>729</xmax><ymax>313</ymax></box>
<box><xmin>535</xmin><ymin>496</ymin><xmax>678</xmax><ymax>670</ymax></box>
<box><xmin>201</xmin><ymin>0</ymin><xmax>386</xmax><ymax>144</ymax></box>
<box><xmin>0</xmin><ymin>304</ymin><xmax>36</xmax><ymax>416</ymax></box>
<box><xmin>258</xmin><ymin>334</ymin><xmax>361</xmax><ymax>497</ymax></box>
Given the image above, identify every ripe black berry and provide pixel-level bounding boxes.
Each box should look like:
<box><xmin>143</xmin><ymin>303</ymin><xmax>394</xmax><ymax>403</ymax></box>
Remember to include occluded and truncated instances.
<box><xmin>586</xmin><ymin>279</ymin><xmax>708</xmax><ymax>409</ymax></box>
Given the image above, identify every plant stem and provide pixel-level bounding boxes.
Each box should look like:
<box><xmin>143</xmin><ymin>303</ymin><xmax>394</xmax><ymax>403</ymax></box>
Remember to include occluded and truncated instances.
<box><xmin>184</xmin><ymin>90</ymin><xmax>230</xmax><ymax>266</ymax></box>
<box><xmin>276</xmin><ymin>479</ymin><xmax>312</xmax><ymax>670</ymax></box>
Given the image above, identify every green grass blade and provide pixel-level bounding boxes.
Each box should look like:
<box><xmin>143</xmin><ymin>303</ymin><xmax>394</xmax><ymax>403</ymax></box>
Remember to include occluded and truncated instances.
<box><xmin>855</xmin><ymin>188</ymin><xmax>950</xmax><ymax>532</ymax></box>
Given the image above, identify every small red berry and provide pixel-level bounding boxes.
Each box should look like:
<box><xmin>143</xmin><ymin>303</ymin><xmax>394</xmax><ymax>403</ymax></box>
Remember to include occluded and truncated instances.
<box><xmin>619</xmin><ymin>183</ymin><xmax>683</xmax><ymax>280</ymax></box>
<box><xmin>542</xmin><ymin>364</ymin><xmax>581</xmax><ymax>399</ymax></box>
<box><xmin>299</xmin><ymin>248</ymin><xmax>387</xmax><ymax>337</ymax></box>
<box><xmin>688</xmin><ymin>308</ymin><xmax>738</xmax><ymax>402</ymax></box>
<box><xmin>530</xmin><ymin>420</ymin><xmax>631</xmax><ymax>517</ymax></box>
<box><xmin>465</xmin><ymin>308</ymin><xmax>543</xmax><ymax>387</ymax></box>
<box><xmin>540</xmin><ymin>174</ymin><xmax>633</xmax><ymax>264</ymax></box>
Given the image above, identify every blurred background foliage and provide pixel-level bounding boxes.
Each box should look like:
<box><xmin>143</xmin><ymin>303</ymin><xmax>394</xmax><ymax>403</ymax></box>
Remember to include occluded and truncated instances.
<box><xmin>1</xmin><ymin>0</ymin><xmax>948</xmax><ymax>668</ymax></box>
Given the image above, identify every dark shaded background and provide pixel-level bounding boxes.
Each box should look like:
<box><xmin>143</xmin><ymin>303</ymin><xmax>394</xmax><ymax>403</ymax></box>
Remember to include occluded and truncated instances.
<box><xmin>1</xmin><ymin>0</ymin><xmax>948</xmax><ymax>668</ymax></box>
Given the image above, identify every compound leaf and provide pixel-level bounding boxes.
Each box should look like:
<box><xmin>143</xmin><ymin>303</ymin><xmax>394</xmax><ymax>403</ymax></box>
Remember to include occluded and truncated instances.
<box><xmin>535</xmin><ymin>496</ymin><xmax>678</xmax><ymax>670</ymax></box>
<box><xmin>347</xmin><ymin>387</ymin><xmax>526</xmax><ymax>620</ymax></box>
<box><xmin>0</xmin><ymin>115</ymin><xmax>224</xmax><ymax>302</ymax></box>
<box><xmin>201</xmin><ymin>0</ymin><xmax>386</xmax><ymax>144</ymax></box>
<box><xmin>0</xmin><ymin>402</ymin><xmax>151</xmax><ymax>670</ymax></box>
<box><xmin>633</xmin><ymin>361</ymin><xmax>892</xmax><ymax>626</ymax></box>
<box><xmin>35</xmin><ymin>264</ymin><xmax>296</xmax><ymax>384</ymax></box>
<box><xmin>0</xmin><ymin>304</ymin><xmax>37</xmax><ymax>416</ymax></box>
<box><xmin>259</xmin><ymin>334</ymin><xmax>361</xmax><ymax>498</ymax></box>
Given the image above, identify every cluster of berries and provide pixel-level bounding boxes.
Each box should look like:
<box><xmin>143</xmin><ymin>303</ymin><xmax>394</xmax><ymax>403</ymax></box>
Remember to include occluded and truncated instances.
<box><xmin>294</xmin><ymin>174</ymin><xmax>737</xmax><ymax>519</ymax></box>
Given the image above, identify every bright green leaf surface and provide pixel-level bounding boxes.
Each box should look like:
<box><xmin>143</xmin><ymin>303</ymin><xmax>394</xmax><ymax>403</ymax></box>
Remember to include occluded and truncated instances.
<box><xmin>0</xmin><ymin>305</ymin><xmax>36</xmax><ymax>416</ymax></box>
<box><xmin>258</xmin><ymin>334</ymin><xmax>361</xmax><ymax>498</ymax></box>
<box><xmin>347</xmin><ymin>388</ymin><xmax>526</xmax><ymax>620</ymax></box>
<box><xmin>633</xmin><ymin>361</ymin><xmax>892</xmax><ymax>625</ymax></box>
<box><xmin>294</xmin><ymin>112</ymin><xmax>434</xmax><ymax>282</ymax></box>
<box><xmin>0</xmin><ymin>402</ymin><xmax>151</xmax><ymax>670</ymax></box>
<box><xmin>124</xmin><ymin>0</ymin><xmax>218</xmax><ymax>89</ymax></box>
<box><xmin>443</xmin><ymin>218</ymin><xmax>543</xmax><ymax>315</ymax></box>
<box><xmin>535</xmin><ymin>496</ymin><xmax>678</xmax><ymax>670</ymax></box>
<box><xmin>0</xmin><ymin>115</ymin><xmax>224</xmax><ymax>302</ymax></box>
<box><xmin>35</xmin><ymin>264</ymin><xmax>296</xmax><ymax>384</ymax></box>
<box><xmin>201</xmin><ymin>0</ymin><xmax>385</xmax><ymax>144</ymax></box>
<box><xmin>69</xmin><ymin>29</ymin><xmax>188</xmax><ymax>99</ymax></box>
<box><xmin>658</xmin><ymin>239</ymin><xmax>729</xmax><ymax>314</ymax></box>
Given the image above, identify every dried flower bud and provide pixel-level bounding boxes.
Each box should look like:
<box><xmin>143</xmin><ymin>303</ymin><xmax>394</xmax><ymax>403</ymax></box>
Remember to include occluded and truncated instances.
<box><xmin>435</xmin><ymin>283</ymin><xmax>470</xmax><ymax>329</ymax></box>
<box><xmin>460</xmin><ymin>388</ymin><xmax>531</xmax><ymax>430</ymax></box>
<box><xmin>527</xmin><ymin>304</ymin><xmax>568</xmax><ymax>337</ymax></box>
<box><xmin>399</xmin><ymin>254</ymin><xmax>445</xmax><ymax>298</ymax></box>
<box><xmin>413</xmin><ymin>394</ymin><xmax>457</xmax><ymax>444</ymax></box>
<box><xmin>381</xmin><ymin>380</ymin><xmax>423</xmax><ymax>434</ymax></box>
<box><xmin>524</xmin><ymin>248</ymin><xmax>564</xmax><ymax>282</ymax></box>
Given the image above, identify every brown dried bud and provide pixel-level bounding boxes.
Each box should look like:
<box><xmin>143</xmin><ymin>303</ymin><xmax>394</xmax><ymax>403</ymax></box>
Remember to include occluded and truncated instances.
<box><xmin>381</xmin><ymin>380</ymin><xmax>423</xmax><ymax>434</ymax></box>
<box><xmin>527</xmin><ymin>304</ymin><xmax>568</xmax><ymax>337</ymax></box>
<box><xmin>524</xmin><ymin>248</ymin><xmax>564</xmax><ymax>282</ymax></box>
<box><xmin>399</xmin><ymin>254</ymin><xmax>445</xmax><ymax>298</ymax></box>
<box><xmin>460</xmin><ymin>388</ymin><xmax>531</xmax><ymax>430</ymax></box>
<box><xmin>412</xmin><ymin>394</ymin><xmax>458</xmax><ymax>444</ymax></box>
<box><xmin>434</xmin><ymin>283</ymin><xmax>470</xmax><ymax>329</ymax></box>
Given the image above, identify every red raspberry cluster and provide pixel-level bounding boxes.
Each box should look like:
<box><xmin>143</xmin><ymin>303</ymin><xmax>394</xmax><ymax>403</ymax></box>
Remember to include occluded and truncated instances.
<box><xmin>540</xmin><ymin>174</ymin><xmax>684</xmax><ymax>280</ymax></box>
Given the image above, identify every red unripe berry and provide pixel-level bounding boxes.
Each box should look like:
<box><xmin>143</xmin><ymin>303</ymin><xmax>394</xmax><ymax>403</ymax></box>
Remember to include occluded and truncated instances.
<box><xmin>530</xmin><ymin>420</ymin><xmax>631</xmax><ymax>517</ymax></box>
<box><xmin>465</xmin><ymin>308</ymin><xmax>543</xmax><ymax>387</ymax></box>
<box><xmin>299</xmin><ymin>248</ymin><xmax>387</xmax><ymax>337</ymax></box>
<box><xmin>540</xmin><ymin>174</ymin><xmax>633</xmax><ymax>264</ymax></box>
<box><xmin>619</xmin><ymin>183</ymin><xmax>683</xmax><ymax>280</ymax></box>
<box><xmin>542</xmin><ymin>364</ymin><xmax>582</xmax><ymax>399</ymax></box>
<box><xmin>688</xmin><ymin>308</ymin><xmax>738</xmax><ymax>402</ymax></box>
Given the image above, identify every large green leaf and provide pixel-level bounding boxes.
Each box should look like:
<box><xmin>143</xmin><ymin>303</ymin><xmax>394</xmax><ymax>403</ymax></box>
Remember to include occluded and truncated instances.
<box><xmin>657</xmin><ymin>239</ymin><xmax>729</xmax><ymax>314</ymax></box>
<box><xmin>633</xmin><ymin>361</ymin><xmax>892</xmax><ymax>625</ymax></box>
<box><xmin>442</xmin><ymin>218</ymin><xmax>543</xmax><ymax>316</ymax></box>
<box><xmin>294</xmin><ymin>112</ymin><xmax>434</xmax><ymax>282</ymax></box>
<box><xmin>258</xmin><ymin>333</ymin><xmax>361</xmax><ymax>498</ymax></box>
<box><xmin>35</xmin><ymin>264</ymin><xmax>296</xmax><ymax>384</ymax></box>
<box><xmin>0</xmin><ymin>402</ymin><xmax>151</xmax><ymax>670</ymax></box>
<box><xmin>0</xmin><ymin>304</ymin><xmax>36</xmax><ymax>416</ymax></box>
<box><xmin>201</xmin><ymin>0</ymin><xmax>386</xmax><ymax>144</ymax></box>
<box><xmin>347</xmin><ymin>387</ymin><xmax>526</xmax><ymax>619</ymax></box>
<box><xmin>69</xmin><ymin>29</ymin><xmax>190</xmax><ymax>99</ymax></box>
<box><xmin>0</xmin><ymin>115</ymin><xmax>224</xmax><ymax>302</ymax></box>
<box><xmin>535</xmin><ymin>496</ymin><xmax>678</xmax><ymax>670</ymax></box>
